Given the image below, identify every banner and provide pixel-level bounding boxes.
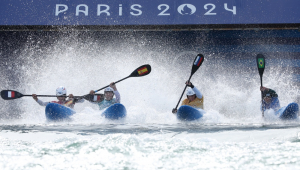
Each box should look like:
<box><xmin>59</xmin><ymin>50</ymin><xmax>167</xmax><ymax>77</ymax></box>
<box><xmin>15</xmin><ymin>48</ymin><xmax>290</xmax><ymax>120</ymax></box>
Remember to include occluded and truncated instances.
<box><xmin>0</xmin><ymin>0</ymin><xmax>299</xmax><ymax>25</ymax></box>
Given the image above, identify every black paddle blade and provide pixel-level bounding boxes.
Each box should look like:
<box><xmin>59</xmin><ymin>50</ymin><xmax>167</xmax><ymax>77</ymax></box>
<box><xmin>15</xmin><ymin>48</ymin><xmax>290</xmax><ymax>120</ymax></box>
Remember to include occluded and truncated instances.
<box><xmin>256</xmin><ymin>54</ymin><xmax>265</xmax><ymax>76</ymax></box>
<box><xmin>129</xmin><ymin>64</ymin><xmax>152</xmax><ymax>77</ymax></box>
<box><xmin>83</xmin><ymin>94</ymin><xmax>104</xmax><ymax>103</ymax></box>
<box><xmin>191</xmin><ymin>54</ymin><xmax>204</xmax><ymax>75</ymax></box>
<box><xmin>1</xmin><ymin>90</ymin><xmax>23</xmax><ymax>100</ymax></box>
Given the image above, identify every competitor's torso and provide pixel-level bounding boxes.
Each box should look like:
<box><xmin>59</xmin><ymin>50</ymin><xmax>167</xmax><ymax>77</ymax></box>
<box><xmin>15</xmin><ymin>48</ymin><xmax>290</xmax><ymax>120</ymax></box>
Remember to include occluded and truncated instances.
<box><xmin>97</xmin><ymin>98</ymin><xmax>117</xmax><ymax>110</ymax></box>
<box><xmin>182</xmin><ymin>96</ymin><xmax>204</xmax><ymax>109</ymax></box>
<box><xmin>51</xmin><ymin>100</ymin><xmax>75</xmax><ymax>108</ymax></box>
<box><xmin>262</xmin><ymin>97</ymin><xmax>280</xmax><ymax>112</ymax></box>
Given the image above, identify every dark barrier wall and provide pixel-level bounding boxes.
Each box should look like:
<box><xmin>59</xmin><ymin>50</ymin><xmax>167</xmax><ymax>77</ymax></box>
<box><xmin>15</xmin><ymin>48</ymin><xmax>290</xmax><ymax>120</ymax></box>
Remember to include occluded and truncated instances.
<box><xmin>1</xmin><ymin>30</ymin><xmax>299</xmax><ymax>78</ymax></box>
<box><xmin>0</xmin><ymin>0</ymin><xmax>299</xmax><ymax>25</ymax></box>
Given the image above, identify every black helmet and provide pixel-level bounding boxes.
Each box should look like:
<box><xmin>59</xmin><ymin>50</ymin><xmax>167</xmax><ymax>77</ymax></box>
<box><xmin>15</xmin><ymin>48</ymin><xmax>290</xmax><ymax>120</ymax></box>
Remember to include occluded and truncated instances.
<box><xmin>263</xmin><ymin>89</ymin><xmax>278</xmax><ymax>98</ymax></box>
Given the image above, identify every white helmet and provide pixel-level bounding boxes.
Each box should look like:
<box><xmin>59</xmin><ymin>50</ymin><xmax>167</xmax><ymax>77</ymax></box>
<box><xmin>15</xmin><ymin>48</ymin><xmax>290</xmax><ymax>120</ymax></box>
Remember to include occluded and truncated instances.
<box><xmin>56</xmin><ymin>86</ymin><xmax>67</xmax><ymax>96</ymax></box>
<box><xmin>186</xmin><ymin>87</ymin><xmax>195</xmax><ymax>96</ymax></box>
<box><xmin>104</xmin><ymin>87</ymin><xmax>114</xmax><ymax>93</ymax></box>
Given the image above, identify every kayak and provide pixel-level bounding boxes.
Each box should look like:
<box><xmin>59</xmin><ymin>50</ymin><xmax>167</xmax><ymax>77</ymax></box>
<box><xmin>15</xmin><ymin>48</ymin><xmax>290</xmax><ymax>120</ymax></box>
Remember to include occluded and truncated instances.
<box><xmin>102</xmin><ymin>103</ymin><xmax>127</xmax><ymax>119</ymax></box>
<box><xmin>275</xmin><ymin>102</ymin><xmax>299</xmax><ymax>120</ymax></box>
<box><xmin>177</xmin><ymin>105</ymin><xmax>203</xmax><ymax>121</ymax></box>
<box><xmin>45</xmin><ymin>103</ymin><xmax>75</xmax><ymax>121</ymax></box>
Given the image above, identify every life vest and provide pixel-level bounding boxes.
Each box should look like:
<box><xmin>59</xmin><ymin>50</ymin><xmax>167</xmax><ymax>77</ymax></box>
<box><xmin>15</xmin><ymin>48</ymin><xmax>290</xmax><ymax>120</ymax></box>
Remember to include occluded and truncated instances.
<box><xmin>261</xmin><ymin>97</ymin><xmax>280</xmax><ymax>112</ymax></box>
<box><xmin>97</xmin><ymin>98</ymin><xmax>118</xmax><ymax>110</ymax></box>
<box><xmin>51</xmin><ymin>99</ymin><xmax>74</xmax><ymax>108</ymax></box>
<box><xmin>181</xmin><ymin>96</ymin><xmax>204</xmax><ymax>109</ymax></box>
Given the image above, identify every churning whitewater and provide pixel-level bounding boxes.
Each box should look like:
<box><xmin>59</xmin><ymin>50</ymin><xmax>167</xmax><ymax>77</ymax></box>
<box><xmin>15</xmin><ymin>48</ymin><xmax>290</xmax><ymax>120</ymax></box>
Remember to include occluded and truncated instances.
<box><xmin>0</xmin><ymin>31</ymin><xmax>300</xmax><ymax>169</ymax></box>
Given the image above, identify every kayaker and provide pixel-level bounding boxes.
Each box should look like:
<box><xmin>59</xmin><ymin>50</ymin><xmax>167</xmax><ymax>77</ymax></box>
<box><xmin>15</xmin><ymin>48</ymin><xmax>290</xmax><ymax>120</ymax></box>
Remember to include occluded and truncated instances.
<box><xmin>32</xmin><ymin>86</ymin><xmax>84</xmax><ymax>109</ymax></box>
<box><xmin>172</xmin><ymin>81</ymin><xmax>204</xmax><ymax>113</ymax></box>
<box><xmin>260</xmin><ymin>86</ymin><xmax>280</xmax><ymax>112</ymax></box>
<box><xmin>89</xmin><ymin>82</ymin><xmax>120</xmax><ymax>110</ymax></box>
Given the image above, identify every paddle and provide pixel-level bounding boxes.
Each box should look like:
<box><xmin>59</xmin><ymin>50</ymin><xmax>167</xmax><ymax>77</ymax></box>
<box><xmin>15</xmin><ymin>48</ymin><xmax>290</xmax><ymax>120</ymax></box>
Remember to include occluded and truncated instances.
<box><xmin>84</xmin><ymin>64</ymin><xmax>152</xmax><ymax>102</ymax></box>
<box><xmin>0</xmin><ymin>90</ymin><xmax>84</xmax><ymax>100</ymax></box>
<box><xmin>172</xmin><ymin>54</ymin><xmax>204</xmax><ymax>113</ymax></box>
<box><xmin>1</xmin><ymin>64</ymin><xmax>152</xmax><ymax>102</ymax></box>
<box><xmin>93</xmin><ymin>64</ymin><xmax>151</xmax><ymax>93</ymax></box>
<box><xmin>256</xmin><ymin>54</ymin><xmax>265</xmax><ymax>117</ymax></box>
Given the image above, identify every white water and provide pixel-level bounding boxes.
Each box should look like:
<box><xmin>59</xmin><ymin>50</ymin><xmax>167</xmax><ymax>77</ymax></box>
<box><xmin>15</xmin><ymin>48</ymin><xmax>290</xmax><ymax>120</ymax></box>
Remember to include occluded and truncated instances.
<box><xmin>0</xmin><ymin>32</ymin><xmax>300</xmax><ymax>169</ymax></box>
<box><xmin>0</xmin><ymin>124</ymin><xmax>300</xmax><ymax>169</ymax></box>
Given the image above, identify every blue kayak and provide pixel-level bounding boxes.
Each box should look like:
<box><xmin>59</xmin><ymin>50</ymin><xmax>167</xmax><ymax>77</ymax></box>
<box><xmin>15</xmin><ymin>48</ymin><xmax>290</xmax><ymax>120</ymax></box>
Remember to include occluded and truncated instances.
<box><xmin>177</xmin><ymin>105</ymin><xmax>203</xmax><ymax>121</ymax></box>
<box><xmin>45</xmin><ymin>103</ymin><xmax>75</xmax><ymax>121</ymax></box>
<box><xmin>102</xmin><ymin>103</ymin><xmax>127</xmax><ymax>119</ymax></box>
<box><xmin>275</xmin><ymin>102</ymin><xmax>299</xmax><ymax>120</ymax></box>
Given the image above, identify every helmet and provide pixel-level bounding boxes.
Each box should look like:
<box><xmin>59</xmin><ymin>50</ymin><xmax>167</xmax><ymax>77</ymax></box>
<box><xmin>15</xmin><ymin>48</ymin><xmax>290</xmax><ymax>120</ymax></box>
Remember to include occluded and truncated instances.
<box><xmin>56</xmin><ymin>86</ymin><xmax>67</xmax><ymax>96</ymax></box>
<box><xmin>186</xmin><ymin>87</ymin><xmax>195</xmax><ymax>96</ymax></box>
<box><xmin>262</xmin><ymin>89</ymin><xmax>278</xmax><ymax>98</ymax></box>
<box><xmin>104</xmin><ymin>87</ymin><xmax>114</xmax><ymax>93</ymax></box>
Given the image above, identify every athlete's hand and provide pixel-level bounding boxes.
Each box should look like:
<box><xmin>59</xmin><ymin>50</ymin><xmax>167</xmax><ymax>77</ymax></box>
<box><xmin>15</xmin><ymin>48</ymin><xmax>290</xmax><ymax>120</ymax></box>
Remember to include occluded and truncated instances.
<box><xmin>89</xmin><ymin>90</ymin><xmax>95</xmax><ymax>95</ymax></box>
<box><xmin>110</xmin><ymin>82</ymin><xmax>117</xmax><ymax>91</ymax></box>
<box><xmin>185</xmin><ymin>81</ymin><xmax>194</xmax><ymax>88</ymax></box>
<box><xmin>172</xmin><ymin>108</ymin><xmax>177</xmax><ymax>114</ymax></box>
<box><xmin>260</xmin><ymin>86</ymin><xmax>268</xmax><ymax>92</ymax></box>
<box><xmin>32</xmin><ymin>94</ymin><xmax>38</xmax><ymax>101</ymax></box>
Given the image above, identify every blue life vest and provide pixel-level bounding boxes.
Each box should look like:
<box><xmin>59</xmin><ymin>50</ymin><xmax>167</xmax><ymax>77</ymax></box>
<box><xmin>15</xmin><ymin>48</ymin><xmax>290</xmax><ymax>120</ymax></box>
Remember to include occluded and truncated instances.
<box><xmin>97</xmin><ymin>98</ymin><xmax>118</xmax><ymax>110</ymax></box>
<box><xmin>261</xmin><ymin>97</ymin><xmax>281</xmax><ymax>112</ymax></box>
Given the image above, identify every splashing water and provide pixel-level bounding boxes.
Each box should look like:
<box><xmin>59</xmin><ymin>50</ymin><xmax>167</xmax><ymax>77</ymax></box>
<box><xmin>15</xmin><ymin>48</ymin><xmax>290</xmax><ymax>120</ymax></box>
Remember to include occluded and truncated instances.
<box><xmin>0</xmin><ymin>30</ymin><xmax>300</xmax><ymax>169</ymax></box>
<box><xmin>0</xmin><ymin>31</ymin><xmax>297</xmax><ymax>122</ymax></box>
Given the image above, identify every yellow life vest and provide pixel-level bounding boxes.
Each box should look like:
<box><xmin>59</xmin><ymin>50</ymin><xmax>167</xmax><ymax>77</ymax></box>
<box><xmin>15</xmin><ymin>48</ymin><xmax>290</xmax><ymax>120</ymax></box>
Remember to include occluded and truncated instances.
<box><xmin>181</xmin><ymin>96</ymin><xmax>204</xmax><ymax>109</ymax></box>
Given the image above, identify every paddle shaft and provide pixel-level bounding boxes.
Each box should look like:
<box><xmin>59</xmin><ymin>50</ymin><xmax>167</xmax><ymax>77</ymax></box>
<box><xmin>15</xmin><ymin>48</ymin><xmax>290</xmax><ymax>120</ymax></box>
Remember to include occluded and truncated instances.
<box><xmin>174</xmin><ymin>74</ymin><xmax>193</xmax><ymax>110</ymax></box>
<box><xmin>94</xmin><ymin>76</ymin><xmax>129</xmax><ymax>93</ymax></box>
<box><xmin>256</xmin><ymin>54</ymin><xmax>265</xmax><ymax>118</ymax></box>
<box><xmin>260</xmin><ymin>75</ymin><xmax>264</xmax><ymax>117</ymax></box>
<box><xmin>1</xmin><ymin>64</ymin><xmax>151</xmax><ymax>101</ymax></box>
<box><xmin>21</xmin><ymin>75</ymin><xmax>130</xmax><ymax>100</ymax></box>
<box><xmin>93</xmin><ymin>64</ymin><xmax>151</xmax><ymax>93</ymax></box>
<box><xmin>28</xmin><ymin>95</ymin><xmax>82</xmax><ymax>98</ymax></box>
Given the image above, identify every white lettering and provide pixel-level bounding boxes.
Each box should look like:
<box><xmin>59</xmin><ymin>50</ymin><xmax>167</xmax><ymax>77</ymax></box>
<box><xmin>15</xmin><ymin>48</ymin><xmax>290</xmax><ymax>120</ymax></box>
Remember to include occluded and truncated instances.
<box><xmin>204</xmin><ymin>3</ymin><xmax>216</xmax><ymax>15</ymax></box>
<box><xmin>158</xmin><ymin>4</ymin><xmax>170</xmax><ymax>16</ymax></box>
<box><xmin>55</xmin><ymin>4</ymin><xmax>68</xmax><ymax>16</ymax></box>
<box><xmin>119</xmin><ymin>4</ymin><xmax>122</xmax><ymax>16</ymax></box>
<box><xmin>54</xmin><ymin>3</ymin><xmax>237</xmax><ymax>18</ymax></box>
<box><xmin>97</xmin><ymin>4</ymin><xmax>110</xmax><ymax>16</ymax></box>
<box><xmin>224</xmin><ymin>3</ymin><xmax>236</xmax><ymax>15</ymax></box>
<box><xmin>76</xmin><ymin>4</ymin><xmax>88</xmax><ymax>16</ymax></box>
<box><xmin>130</xmin><ymin>4</ymin><xmax>142</xmax><ymax>16</ymax></box>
